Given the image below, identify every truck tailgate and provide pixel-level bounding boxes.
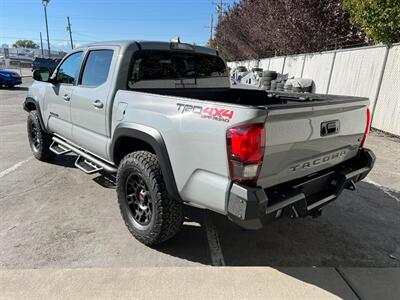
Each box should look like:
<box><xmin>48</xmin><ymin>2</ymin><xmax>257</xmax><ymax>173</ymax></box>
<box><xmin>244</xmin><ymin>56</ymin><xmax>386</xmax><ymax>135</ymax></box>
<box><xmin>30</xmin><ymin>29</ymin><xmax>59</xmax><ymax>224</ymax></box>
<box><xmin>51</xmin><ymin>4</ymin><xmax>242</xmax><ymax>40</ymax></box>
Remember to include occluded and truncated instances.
<box><xmin>257</xmin><ymin>99</ymin><xmax>369</xmax><ymax>188</ymax></box>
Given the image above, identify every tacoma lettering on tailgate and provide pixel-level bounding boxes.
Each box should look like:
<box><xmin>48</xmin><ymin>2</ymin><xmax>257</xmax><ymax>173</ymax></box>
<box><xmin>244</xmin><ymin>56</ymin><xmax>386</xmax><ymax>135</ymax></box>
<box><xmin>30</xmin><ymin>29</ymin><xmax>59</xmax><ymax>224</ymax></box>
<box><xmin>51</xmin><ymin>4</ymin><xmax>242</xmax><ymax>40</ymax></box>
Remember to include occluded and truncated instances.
<box><xmin>289</xmin><ymin>150</ymin><xmax>347</xmax><ymax>172</ymax></box>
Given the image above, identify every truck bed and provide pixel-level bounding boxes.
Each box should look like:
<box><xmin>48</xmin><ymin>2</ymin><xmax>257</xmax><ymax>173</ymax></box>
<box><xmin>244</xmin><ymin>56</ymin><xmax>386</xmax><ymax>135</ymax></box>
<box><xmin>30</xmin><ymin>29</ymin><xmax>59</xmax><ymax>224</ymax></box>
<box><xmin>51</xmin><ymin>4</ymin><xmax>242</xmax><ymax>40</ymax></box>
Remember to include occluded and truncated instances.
<box><xmin>131</xmin><ymin>87</ymin><xmax>368</xmax><ymax>108</ymax></box>
<box><xmin>118</xmin><ymin>87</ymin><xmax>369</xmax><ymax>192</ymax></box>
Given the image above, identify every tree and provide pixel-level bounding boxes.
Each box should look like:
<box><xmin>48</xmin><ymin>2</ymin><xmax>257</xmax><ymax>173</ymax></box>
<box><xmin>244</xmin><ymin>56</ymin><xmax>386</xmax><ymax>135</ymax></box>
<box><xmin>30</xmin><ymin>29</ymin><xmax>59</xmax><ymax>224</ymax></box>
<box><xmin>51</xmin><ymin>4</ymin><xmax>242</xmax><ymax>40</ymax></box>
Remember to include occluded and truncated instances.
<box><xmin>12</xmin><ymin>40</ymin><xmax>39</xmax><ymax>49</ymax></box>
<box><xmin>207</xmin><ymin>38</ymin><xmax>217</xmax><ymax>49</ymax></box>
<box><xmin>343</xmin><ymin>0</ymin><xmax>400</xmax><ymax>44</ymax></box>
<box><xmin>216</xmin><ymin>0</ymin><xmax>367</xmax><ymax>60</ymax></box>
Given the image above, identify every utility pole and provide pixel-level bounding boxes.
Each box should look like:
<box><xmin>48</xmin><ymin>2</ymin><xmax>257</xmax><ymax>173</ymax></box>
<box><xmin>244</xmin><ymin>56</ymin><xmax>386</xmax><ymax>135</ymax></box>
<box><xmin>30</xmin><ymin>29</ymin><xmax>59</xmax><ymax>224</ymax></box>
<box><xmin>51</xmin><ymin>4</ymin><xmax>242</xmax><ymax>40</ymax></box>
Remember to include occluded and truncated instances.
<box><xmin>217</xmin><ymin>0</ymin><xmax>223</xmax><ymax>20</ymax></box>
<box><xmin>40</xmin><ymin>32</ymin><xmax>44</xmax><ymax>57</ymax></box>
<box><xmin>209</xmin><ymin>14</ymin><xmax>214</xmax><ymax>44</ymax></box>
<box><xmin>67</xmin><ymin>16</ymin><xmax>74</xmax><ymax>49</ymax></box>
<box><xmin>212</xmin><ymin>0</ymin><xmax>225</xmax><ymax>49</ymax></box>
<box><xmin>42</xmin><ymin>0</ymin><xmax>51</xmax><ymax>58</ymax></box>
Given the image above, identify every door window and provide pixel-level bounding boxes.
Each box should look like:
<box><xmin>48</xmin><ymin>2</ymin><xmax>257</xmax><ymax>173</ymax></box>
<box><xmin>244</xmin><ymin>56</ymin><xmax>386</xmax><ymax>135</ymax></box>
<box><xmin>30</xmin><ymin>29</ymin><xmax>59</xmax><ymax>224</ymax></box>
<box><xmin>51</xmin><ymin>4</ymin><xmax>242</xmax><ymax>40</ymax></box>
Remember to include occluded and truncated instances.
<box><xmin>81</xmin><ymin>50</ymin><xmax>114</xmax><ymax>87</ymax></box>
<box><xmin>56</xmin><ymin>52</ymin><xmax>83</xmax><ymax>84</ymax></box>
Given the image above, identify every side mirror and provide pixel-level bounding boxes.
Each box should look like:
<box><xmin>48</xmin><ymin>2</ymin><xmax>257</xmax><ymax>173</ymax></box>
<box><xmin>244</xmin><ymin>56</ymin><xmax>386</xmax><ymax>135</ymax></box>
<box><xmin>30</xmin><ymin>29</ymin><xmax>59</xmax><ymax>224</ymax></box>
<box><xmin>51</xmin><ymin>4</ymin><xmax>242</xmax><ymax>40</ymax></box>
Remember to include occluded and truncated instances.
<box><xmin>33</xmin><ymin>69</ymin><xmax>51</xmax><ymax>82</ymax></box>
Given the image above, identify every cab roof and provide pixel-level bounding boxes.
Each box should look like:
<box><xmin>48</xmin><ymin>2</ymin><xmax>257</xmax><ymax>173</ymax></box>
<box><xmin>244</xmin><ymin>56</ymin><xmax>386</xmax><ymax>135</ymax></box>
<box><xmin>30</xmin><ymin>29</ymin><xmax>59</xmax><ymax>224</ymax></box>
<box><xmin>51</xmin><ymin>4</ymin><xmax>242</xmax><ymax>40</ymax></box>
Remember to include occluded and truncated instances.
<box><xmin>75</xmin><ymin>40</ymin><xmax>219</xmax><ymax>57</ymax></box>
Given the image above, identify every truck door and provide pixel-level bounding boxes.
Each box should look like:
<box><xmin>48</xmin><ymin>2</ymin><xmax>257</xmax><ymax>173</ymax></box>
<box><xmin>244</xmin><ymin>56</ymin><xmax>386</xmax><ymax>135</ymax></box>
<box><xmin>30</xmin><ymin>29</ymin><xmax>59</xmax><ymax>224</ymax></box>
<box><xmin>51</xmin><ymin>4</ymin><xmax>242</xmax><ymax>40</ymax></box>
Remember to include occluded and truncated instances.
<box><xmin>43</xmin><ymin>51</ymin><xmax>83</xmax><ymax>140</ymax></box>
<box><xmin>70</xmin><ymin>48</ymin><xmax>117</xmax><ymax>158</ymax></box>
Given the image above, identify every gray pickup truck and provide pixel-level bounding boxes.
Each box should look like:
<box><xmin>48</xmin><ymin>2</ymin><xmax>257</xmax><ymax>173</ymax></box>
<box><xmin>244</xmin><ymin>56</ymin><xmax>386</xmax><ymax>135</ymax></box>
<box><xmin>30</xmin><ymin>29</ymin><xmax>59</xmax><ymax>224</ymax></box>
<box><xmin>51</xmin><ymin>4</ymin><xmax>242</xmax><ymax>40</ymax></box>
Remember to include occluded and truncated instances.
<box><xmin>24</xmin><ymin>41</ymin><xmax>375</xmax><ymax>245</ymax></box>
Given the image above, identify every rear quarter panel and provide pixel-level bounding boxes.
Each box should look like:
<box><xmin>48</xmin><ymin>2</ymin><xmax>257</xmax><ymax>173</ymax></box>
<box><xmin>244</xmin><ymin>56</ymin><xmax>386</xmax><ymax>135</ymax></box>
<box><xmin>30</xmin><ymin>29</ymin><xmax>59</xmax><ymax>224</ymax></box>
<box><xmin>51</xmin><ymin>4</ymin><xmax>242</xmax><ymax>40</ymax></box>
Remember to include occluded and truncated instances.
<box><xmin>110</xmin><ymin>90</ymin><xmax>266</xmax><ymax>213</ymax></box>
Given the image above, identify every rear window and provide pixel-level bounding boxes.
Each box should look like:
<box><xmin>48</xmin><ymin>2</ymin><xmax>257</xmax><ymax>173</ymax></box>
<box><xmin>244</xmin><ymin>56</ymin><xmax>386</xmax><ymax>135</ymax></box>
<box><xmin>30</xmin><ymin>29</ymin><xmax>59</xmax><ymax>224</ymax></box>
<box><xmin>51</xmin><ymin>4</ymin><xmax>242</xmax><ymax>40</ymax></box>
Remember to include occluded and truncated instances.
<box><xmin>129</xmin><ymin>50</ymin><xmax>227</xmax><ymax>85</ymax></box>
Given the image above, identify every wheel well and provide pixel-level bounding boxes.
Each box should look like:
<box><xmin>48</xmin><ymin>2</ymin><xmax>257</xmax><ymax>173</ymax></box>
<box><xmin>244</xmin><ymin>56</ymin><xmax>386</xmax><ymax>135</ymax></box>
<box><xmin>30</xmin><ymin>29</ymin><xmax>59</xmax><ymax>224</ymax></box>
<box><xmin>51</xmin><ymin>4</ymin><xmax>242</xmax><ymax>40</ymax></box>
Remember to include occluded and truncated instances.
<box><xmin>25</xmin><ymin>102</ymin><xmax>37</xmax><ymax>111</ymax></box>
<box><xmin>113</xmin><ymin>136</ymin><xmax>155</xmax><ymax>165</ymax></box>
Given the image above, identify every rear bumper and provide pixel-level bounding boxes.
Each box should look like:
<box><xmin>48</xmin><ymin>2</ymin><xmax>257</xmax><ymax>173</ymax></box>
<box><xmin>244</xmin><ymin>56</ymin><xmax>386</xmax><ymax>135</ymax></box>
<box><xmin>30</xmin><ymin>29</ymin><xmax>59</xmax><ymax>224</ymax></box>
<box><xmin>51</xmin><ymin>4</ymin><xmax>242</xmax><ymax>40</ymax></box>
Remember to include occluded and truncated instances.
<box><xmin>227</xmin><ymin>148</ymin><xmax>375</xmax><ymax>229</ymax></box>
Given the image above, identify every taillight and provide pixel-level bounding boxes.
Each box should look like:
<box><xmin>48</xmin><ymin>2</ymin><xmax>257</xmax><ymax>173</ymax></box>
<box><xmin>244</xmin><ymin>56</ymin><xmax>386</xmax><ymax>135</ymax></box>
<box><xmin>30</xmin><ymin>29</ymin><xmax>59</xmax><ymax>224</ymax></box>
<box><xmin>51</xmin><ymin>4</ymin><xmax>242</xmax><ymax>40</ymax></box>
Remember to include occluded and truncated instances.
<box><xmin>360</xmin><ymin>107</ymin><xmax>371</xmax><ymax>148</ymax></box>
<box><xmin>226</xmin><ymin>123</ymin><xmax>265</xmax><ymax>184</ymax></box>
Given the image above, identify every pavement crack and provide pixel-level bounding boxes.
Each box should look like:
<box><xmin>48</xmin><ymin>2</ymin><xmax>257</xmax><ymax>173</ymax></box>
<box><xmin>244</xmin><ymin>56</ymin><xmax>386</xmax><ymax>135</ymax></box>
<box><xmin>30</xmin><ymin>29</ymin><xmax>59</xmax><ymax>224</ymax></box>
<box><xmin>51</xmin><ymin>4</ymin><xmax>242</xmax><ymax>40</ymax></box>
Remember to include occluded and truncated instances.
<box><xmin>335</xmin><ymin>268</ymin><xmax>362</xmax><ymax>300</ymax></box>
<box><xmin>0</xmin><ymin>169</ymin><xmax>65</xmax><ymax>200</ymax></box>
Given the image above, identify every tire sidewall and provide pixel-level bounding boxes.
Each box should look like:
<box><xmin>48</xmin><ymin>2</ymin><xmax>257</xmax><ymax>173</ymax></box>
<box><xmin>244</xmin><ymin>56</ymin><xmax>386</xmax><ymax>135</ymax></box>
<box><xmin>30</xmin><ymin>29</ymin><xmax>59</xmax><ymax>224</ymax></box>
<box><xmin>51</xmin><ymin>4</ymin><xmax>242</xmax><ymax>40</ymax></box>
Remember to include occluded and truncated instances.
<box><xmin>117</xmin><ymin>157</ymin><xmax>159</xmax><ymax>238</ymax></box>
<box><xmin>27</xmin><ymin>111</ymin><xmax>55</xmax><ymax>161</ymax></box>
<box><xmin>27</xmin><ymin>112</ymin><xmax>43</xmax><ymax>155</ymax></box>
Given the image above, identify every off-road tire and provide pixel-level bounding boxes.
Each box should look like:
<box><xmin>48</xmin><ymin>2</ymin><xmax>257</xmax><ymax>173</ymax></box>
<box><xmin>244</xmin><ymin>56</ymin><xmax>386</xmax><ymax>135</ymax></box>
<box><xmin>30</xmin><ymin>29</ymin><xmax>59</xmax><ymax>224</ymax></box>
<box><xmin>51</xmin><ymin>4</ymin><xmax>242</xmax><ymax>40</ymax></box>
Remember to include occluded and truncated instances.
<box><xmin>117</xmin><ymin>151</ymin><xmax>184</xmax><ymax>245</ymax></box>
<box><xmin>27</xmin><ymin>110</ymin><xmax>56</xmax><ymax>161</ymax></box>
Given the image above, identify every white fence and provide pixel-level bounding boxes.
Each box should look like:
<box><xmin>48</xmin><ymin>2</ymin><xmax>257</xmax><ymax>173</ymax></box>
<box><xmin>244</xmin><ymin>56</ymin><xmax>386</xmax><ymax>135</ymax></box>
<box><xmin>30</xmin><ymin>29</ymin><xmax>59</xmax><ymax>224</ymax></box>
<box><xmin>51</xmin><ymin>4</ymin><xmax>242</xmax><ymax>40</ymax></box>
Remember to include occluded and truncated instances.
<box><xmin>228</xmin><ymin>44</ymin><xmax>400</xmax><ymax>136</ymax></box>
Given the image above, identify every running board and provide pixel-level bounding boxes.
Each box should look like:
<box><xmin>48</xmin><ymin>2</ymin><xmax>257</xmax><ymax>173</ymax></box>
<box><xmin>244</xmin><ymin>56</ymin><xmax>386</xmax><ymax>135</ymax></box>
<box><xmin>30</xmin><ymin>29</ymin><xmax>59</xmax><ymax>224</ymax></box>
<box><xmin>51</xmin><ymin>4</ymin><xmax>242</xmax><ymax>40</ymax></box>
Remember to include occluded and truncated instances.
<box><xmin>49</xmin><ymin>141</ymin><xmax>71</xmax><ymax>155</ymax></box>
<box><xmin>75</xmin><ymin>155</ymin><xmax>103</xmax><ymax>174</ymax></box>
<box><xmin>51</xmin><ymin>137</ymin><xmax>117</xmax><ymax>173</ymax></box>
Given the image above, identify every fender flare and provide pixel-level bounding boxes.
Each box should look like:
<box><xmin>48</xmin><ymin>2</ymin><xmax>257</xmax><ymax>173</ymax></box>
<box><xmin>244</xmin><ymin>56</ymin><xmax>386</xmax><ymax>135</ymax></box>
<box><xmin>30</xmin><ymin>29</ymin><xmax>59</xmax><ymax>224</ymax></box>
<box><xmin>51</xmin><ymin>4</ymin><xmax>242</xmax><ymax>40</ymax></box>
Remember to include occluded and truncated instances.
<box><xmin>23</xmin><ymin>97</ymin><xmax>49</xmax><ymax>133</ymax></box>
<box><xmin>110</xmin><ymin>123</ymin><xmax>182</xmax><ymax>202</ymax></box>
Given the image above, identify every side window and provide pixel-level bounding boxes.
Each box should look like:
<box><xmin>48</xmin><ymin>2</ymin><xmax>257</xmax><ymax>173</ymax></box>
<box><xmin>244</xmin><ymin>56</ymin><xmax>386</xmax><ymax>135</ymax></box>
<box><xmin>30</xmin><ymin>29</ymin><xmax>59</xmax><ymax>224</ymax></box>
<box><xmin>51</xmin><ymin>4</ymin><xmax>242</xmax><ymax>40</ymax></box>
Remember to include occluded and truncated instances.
<box><xmin>81</xmin><ymin>50</ymin><xmax>113</xmax><ymax>87</ymax></box>
<box><xmin>56</xmin><ymin>52</ymin><xmax>83</xmax><ymax>84</ymax></box>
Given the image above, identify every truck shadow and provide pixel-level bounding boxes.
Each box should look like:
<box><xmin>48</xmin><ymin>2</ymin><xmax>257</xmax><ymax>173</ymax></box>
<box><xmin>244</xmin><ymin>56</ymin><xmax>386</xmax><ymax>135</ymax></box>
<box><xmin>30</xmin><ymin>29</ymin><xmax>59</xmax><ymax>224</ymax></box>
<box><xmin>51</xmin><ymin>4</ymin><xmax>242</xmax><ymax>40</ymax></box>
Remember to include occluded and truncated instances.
<box><xmin>154</xmin><ymin>182</ymin><xmax>400</xmax><ymax>299</ymax></box>
<box><xmin>156</xmin><ymin>182</ymin><xmax>400</xmax><ymax>268</ymax></box>
<box><xmin>88</xmin><ymin>171</ymin><xmax>400</xmax><ymax>297</ymax></box>
<box><xmin>51</xmin><ymin>154</ymin><xmax>77</xmax><ymax>169</ymax></box>
<box><xmin>88</xmin><ymin>169</ymin><xmax>400</xmax><ymax>268</ymax></box>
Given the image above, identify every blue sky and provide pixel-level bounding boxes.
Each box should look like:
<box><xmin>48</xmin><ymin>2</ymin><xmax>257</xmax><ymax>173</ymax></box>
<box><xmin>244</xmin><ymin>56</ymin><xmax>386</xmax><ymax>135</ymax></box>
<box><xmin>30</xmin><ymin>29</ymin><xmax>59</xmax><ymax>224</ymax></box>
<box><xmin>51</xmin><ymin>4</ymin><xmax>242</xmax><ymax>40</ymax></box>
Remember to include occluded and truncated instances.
<box><xmin>1</xmin><ymin>0</ymin><xmax>234</xmax><ymax>50</ymax></box>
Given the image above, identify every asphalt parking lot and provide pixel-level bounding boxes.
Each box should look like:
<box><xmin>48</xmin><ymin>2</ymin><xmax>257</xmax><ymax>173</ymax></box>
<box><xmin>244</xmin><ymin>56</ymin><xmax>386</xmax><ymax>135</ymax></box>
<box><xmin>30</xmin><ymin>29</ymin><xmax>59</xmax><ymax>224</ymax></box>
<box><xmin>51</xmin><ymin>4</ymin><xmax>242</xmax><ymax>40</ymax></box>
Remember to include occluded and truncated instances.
<box><xmin>1</xmin><ymin>77</ymin><xmax>399</xmax><ymax>299</ymax></box>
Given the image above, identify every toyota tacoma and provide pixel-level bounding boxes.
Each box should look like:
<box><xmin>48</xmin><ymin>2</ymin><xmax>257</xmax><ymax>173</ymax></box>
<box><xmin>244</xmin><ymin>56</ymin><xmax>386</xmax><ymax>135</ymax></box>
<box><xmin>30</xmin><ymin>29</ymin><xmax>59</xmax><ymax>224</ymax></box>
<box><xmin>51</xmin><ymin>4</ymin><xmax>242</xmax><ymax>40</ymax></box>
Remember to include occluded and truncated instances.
<box><xmin>24</xmin><ymin>41</ymin><xmax>375</xmax><ymax>245</ymax></box>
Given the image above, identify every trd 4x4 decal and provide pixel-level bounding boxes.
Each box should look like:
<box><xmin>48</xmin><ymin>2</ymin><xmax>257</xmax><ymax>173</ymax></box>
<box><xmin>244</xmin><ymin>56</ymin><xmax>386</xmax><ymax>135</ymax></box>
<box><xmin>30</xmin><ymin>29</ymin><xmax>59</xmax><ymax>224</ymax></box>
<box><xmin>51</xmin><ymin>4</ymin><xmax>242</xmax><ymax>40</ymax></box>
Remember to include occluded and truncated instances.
<box><xmin>176</xmin><ymin>103</ymin><xmax>234</xmax><ymax>123</ymax></box>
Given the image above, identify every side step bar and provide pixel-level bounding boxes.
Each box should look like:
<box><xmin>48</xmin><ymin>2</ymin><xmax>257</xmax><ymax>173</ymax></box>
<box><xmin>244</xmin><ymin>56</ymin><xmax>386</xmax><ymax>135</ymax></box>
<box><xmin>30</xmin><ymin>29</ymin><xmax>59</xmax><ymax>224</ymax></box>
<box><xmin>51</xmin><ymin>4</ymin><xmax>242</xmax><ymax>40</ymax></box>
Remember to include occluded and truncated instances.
<box><xmin>52</xmin><ymin>137</ymin><xmax>117</xmax><ymax>173</ymax></box>
<box><xmin>75</xmin><ymin>155</ymin><xmax>103</xmax><ymax>174</ymax></box>
<box><xmin>49</xmin><ymin>141</ymin><xmax>71</xmax><ymax>155</ymax></box>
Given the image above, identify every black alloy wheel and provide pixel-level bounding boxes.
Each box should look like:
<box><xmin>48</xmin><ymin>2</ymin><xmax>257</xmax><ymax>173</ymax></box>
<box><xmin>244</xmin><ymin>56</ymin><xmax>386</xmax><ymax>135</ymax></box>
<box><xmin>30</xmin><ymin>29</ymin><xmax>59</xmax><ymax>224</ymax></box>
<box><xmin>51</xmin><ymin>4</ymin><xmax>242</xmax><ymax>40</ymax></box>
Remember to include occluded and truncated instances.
<box><xmin>125</xmin><ymin>173</ymin><xmax>153</xmax><ymax>227</ymax></box>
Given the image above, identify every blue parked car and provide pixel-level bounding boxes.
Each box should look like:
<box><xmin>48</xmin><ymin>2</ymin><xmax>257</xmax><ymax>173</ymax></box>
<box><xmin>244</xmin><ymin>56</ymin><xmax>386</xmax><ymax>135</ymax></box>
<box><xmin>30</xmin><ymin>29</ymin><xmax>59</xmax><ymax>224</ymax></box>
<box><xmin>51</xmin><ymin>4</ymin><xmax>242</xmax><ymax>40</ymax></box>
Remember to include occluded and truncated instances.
<box><xmin>0</xmin><ymin>69</ymin><xmax>22</xmax><ymax>88</ymax></box>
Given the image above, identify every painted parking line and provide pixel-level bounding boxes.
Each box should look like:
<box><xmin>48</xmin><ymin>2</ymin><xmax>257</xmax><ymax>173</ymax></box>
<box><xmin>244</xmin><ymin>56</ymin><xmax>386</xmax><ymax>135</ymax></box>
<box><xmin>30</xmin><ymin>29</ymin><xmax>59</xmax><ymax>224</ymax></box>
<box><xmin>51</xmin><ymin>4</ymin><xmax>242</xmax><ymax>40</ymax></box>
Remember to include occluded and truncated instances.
<box><xmin>203</xmin><ymin>211</ymin><xmax>226</xmax><ymax>266</ymax></box>
<box><xmin>0</xmin><ymin>158</ymin><xmax>32</xmax><ymax>178</ymax></box>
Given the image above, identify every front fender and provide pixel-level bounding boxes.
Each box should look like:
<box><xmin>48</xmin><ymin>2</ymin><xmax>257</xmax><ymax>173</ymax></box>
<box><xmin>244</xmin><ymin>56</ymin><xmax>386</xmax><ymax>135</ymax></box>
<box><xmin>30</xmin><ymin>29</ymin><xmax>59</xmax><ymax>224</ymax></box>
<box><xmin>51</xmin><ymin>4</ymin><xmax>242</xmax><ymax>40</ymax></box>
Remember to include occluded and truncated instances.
<box><xmin>23</xmin><ymin>97</ymin><xmax>48</xmax><ymax>133</ymax></box>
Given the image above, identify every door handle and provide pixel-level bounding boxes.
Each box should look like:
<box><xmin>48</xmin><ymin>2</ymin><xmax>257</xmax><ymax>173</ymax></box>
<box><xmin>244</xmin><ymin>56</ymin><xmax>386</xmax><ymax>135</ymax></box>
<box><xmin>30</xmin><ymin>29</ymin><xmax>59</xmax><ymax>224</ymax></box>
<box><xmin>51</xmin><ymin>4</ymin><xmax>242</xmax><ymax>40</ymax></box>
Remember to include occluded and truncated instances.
<box><xmin>92</xmin><ymin>100</ymin><xmax>104</xmax><ymax>109</ymax></box>
<box><xmin>63</xmin><ymin>94</ymin><xmax>70</xmax><ymax>101</ymax></box>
